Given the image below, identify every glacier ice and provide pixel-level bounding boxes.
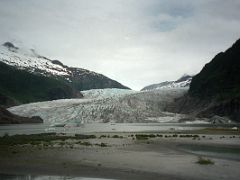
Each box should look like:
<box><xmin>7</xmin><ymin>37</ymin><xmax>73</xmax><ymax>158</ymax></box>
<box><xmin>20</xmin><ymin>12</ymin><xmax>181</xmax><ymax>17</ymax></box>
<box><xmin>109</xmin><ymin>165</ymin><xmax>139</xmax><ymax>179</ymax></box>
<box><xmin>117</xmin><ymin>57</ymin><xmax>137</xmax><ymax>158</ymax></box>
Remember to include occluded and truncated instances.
<box><xmin>8</xmin><ymin>88</ymin><xmax>188</xmax><ymax>125</ymax></box>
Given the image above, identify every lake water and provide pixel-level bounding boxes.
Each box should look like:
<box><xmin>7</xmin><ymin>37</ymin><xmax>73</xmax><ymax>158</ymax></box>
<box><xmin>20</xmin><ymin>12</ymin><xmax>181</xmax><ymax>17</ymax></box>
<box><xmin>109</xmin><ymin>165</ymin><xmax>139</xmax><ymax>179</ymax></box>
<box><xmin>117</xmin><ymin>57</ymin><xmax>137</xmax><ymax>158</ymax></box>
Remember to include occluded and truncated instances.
<box><xmin>179</xmin><ymin>144</ymin><xmax>240</xmax><ymax>161</ymax></box>
<box><xmin>0</xmin><ymin>123</ymin><xmax>239</xmax><ymax>136</ymax></box>
<box><xmin>0</xmin><ymin>174</ymin><xmax>114</xmax><ymax>180</ymax></box>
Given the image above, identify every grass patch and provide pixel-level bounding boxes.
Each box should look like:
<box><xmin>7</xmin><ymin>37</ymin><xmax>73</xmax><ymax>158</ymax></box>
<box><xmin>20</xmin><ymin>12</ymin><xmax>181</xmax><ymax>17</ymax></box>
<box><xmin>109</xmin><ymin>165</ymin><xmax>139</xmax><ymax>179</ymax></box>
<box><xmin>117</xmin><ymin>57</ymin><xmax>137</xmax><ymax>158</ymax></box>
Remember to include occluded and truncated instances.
<box><xmin>135</xmin><ymin>134</ymin><xmax>158</xmax><ymax>140</ymax></box>
<box><xmin>75</xmin><ymin>134</ymin><xmax>96</xmax><ymax>139</ymax></box>
<box><xmin>58</xmin><ymin>142</ymin><xmax>65</xmax><ymax>146</ymax></box>
<box><xmin>30</xmin><ymin>141</ymin><xmax>42</xmax><ymax>146</ymax></box>
<box><xmin>11</xmin><ymin>150</ymin><xmax>18</xmax><ymax>154</ymax></box>
<box><xmin>172</xmin><ymin>134</ymin><xmax>178</xmax><ymax>138</ymax></box>
<box><xmin>0</xmin><ymin>133</ymin><xmax>97</xmax><ymax>147</ymax></box>
<box><xmin>135</xmin><ymin>136</ymin><xmax>148</xmax><ymax>140</ymax></box>
<box><xmin>95</xmin><ymin>143</ymin><xmax>108</xmax><ymax>147</ymax></box>
<box><xmin>179</xmin><ymin>134</ymin><xmax>199</xmax><ymax>138</ymax></box>
<box><xmin>135</xmin><ymin>134</ymin><xmax>148</xmax><ymax>140</ymax></box>
<box><xmin>112</xmin><ymin>135</ymin><xmax>123</xmax><ymax>138</ymax></box>
<box><xmin>196</xmin><ymin>157</ymin><xmax>214</xmax><ymax>165</ymax></box>
<box><xmin>99</xmin><ymin>135</ymin><xmax>107</xmax><ymax>138</ymax></box>
<box><xmin>190</xmin><ymin>128</ymin><xmax>240</xmax><ymax>135</ymax></box>
<box><xmin>79</xmin><ymin>141</ymin><xmax>92</xmax><ymax>146</ymax></box>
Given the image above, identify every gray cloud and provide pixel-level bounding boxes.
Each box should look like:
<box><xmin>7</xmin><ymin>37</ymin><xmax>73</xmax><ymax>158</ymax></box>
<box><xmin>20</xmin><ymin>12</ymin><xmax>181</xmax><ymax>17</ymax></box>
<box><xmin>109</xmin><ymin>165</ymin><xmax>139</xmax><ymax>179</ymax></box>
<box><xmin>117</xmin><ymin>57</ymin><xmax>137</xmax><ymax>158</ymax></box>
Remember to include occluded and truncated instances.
<box><xmin>0</xmin><ymin>0</ymin><xmax>240</xmax><ymax>90</ymax></box>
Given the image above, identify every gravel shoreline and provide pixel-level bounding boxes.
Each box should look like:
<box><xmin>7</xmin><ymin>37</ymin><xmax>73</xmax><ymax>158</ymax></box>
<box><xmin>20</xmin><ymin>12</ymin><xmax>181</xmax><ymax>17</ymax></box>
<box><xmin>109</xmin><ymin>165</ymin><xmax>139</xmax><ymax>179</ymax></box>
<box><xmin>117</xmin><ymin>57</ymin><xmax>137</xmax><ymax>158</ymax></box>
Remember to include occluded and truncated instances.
<box><xmin>0</xmin><ymin>132</ymin><xmax>240</xmax><ymax>180</ymax></box>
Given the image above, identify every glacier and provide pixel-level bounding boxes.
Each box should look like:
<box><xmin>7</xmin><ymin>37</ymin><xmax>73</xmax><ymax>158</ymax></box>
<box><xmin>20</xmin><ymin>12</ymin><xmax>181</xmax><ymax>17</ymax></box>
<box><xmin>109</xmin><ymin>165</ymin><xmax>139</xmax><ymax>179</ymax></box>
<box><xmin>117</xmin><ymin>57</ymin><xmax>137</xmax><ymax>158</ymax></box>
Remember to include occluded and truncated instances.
<box><xmin>8</xmin><ymin>88</ymin><xmax>191</xmax><ymax>125</ymax></box>
<box><xmin>141</xmin><ymin>74</ymin><xmax>192</xmax><ymax>91</ymax></box>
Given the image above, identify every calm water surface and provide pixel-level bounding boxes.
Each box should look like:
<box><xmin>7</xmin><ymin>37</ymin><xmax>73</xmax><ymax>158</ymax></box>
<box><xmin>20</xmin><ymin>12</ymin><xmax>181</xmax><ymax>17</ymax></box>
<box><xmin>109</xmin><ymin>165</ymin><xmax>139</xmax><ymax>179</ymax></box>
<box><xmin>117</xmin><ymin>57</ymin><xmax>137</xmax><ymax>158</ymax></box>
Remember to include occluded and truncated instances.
<box><xmin>0</xmin><ymin>174</ymin><xmax>114</xmax><ymax>180</ymax></box>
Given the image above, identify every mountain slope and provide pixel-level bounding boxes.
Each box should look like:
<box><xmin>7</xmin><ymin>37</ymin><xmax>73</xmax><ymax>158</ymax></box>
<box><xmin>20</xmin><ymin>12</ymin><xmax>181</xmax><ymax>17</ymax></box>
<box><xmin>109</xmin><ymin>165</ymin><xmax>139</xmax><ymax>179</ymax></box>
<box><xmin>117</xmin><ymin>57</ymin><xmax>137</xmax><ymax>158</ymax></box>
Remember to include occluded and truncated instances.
<box><xmin>189</xmin><ymin>39</ymin><xmax>240</xmax><ymax>99</ymax></box>
<box><xmin>68</xmin><ymin>67</ymin><xmax>130</xmax><ymax>91</ymax></box>
<box><xmin>0</xmin><ymin>61</ymin><xmax>82</xmax><ymax>106</ymax></box>
<box><xmin>168</xmin><ymin>38</ymin><xmax>240</xmax><ymax>122</ymax></box>
<box><xmin>141</xmin><ymin>74</ymin><xmax>192</xmax><ymax>91</ymax></box>
<box><xmin>0</xmin><ymin>42</ymin><xmax>130</xmax><ymax>91</ymax></box>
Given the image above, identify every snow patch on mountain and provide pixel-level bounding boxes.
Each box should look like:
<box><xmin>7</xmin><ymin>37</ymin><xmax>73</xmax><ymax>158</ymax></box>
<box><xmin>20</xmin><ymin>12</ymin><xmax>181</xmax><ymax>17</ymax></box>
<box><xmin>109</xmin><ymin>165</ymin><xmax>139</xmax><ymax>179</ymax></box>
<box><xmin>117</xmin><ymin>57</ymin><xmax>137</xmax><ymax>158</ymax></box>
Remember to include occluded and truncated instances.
<box><xmin>0</xmin><ymin>42</ymin><xmax>130</xmax><ymax>90</ymax></box>
<box><xmin>141</xmin><ymin>74</ymin><xmax>192</xmax><ymax>91</ymax></box>
<box><xmin>0</xmin><ymin>42</ymin><xmax>70</xmax><ymax>76</ymax></box>
<box><xmin>0</xmin><ymin>42</ymin><xmax>113</xmax><ymax>78</ymax></box>
<box><xmin>8</xmin><ymin>88</ymin><xmax>188</xmax><ymax>125</ymax></box>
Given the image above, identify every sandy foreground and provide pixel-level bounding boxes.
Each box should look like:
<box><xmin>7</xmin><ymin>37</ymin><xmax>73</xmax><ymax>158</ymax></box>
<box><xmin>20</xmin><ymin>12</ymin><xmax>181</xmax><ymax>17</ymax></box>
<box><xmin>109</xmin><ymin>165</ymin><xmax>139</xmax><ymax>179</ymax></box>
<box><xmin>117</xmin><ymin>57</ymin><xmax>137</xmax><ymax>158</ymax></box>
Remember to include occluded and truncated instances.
<box><xmin>0</xmin><ymin>132</ymin><xmax>240</xmax><ymax>180</ymax></box>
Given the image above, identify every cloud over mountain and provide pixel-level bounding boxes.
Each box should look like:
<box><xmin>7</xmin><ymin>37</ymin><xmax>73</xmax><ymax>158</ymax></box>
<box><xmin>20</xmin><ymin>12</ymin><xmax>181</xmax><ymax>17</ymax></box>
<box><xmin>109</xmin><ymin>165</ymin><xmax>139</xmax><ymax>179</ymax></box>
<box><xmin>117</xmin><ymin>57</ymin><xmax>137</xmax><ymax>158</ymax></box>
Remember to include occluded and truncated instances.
<box><xmin>0</xmin><ymin>0</ymin><xmax>239</xmax><ymax>90</ymax></box>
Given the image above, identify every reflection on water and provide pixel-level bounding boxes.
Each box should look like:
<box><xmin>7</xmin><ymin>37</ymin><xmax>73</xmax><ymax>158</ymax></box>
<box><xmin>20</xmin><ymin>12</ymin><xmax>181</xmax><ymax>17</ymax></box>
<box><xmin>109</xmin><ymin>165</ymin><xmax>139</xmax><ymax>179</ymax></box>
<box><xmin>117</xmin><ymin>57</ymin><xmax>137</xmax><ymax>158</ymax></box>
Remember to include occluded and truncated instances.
<box><xmin>0</xmin><ymin>174</ymin><xmax>114</xmax><ymax>180</ymax></box>
<box><xmin>0</xmin><ymin>123</ymin><xmax>239</xmax><ymax>136</ymax></box>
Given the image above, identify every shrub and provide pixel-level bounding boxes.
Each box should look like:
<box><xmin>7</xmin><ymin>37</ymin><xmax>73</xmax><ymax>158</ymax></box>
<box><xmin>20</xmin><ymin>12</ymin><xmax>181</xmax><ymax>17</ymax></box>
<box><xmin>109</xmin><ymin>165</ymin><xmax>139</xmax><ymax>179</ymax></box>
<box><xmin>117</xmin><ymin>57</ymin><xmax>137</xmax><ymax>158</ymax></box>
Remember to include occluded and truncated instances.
<box><xmin>99</xmin><ymin>135</ymin><xmax>107</xmax><ymax>138</ymax></box>
<box><xmin>100</xmin><ymin>143</ymin><xmax>107</xmax><ymax>147</ymax></box>
<box><xmin>135</xmin><ymin>134</ymin><xmax>148</xmax><ymax>140</ymax></box>
<box><xmin>173</xmin><ymin>134</ymin><xmax>178</xmax><ymax>138</ymax></box>
<box><xmin>80</xmin><ymin>141</ymin><xmax>92</xmax><ymax>146</ymax></box>
<box><xmin>112</xmin><ymin>135</ymin><xmax>123</xmax><ymax>138</ymax></box>
<box><xmin>75</xmin><ymin>134</ymin><xmax>96</xmax><ymax>139</ymax></box>
<box><xmin>196</xmin><ymin>157</ymin><xmax>214</xmax><ymax>165</ymax></box>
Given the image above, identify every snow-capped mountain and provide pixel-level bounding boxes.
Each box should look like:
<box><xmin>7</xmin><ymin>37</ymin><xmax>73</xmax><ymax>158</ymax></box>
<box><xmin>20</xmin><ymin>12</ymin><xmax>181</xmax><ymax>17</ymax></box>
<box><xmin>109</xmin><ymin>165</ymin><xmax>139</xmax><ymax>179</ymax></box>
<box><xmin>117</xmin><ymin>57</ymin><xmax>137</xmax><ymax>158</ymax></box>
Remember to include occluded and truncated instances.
<box><xmin>141</xmin><ymin>74</ymin><xmax>192</xmax><ymax>91</ymax></box>
<box><xmin>0</xmin><ymin>42</ymin><xmax>70</xmax><ymax>76</ymax></box>
<box><xmin>9</xmin><ymin>88</ymin><xmax>189</xmax><ymax>124</ymax></box>
<box><xmin>0</xmin><ymin>60</ymin><xmax>82</xmax><ymax>107</ymax></box>
<box><xmin>0</xmin><ymin>42</ymin><xmax>129</xmax><ymax>91</ymax></box>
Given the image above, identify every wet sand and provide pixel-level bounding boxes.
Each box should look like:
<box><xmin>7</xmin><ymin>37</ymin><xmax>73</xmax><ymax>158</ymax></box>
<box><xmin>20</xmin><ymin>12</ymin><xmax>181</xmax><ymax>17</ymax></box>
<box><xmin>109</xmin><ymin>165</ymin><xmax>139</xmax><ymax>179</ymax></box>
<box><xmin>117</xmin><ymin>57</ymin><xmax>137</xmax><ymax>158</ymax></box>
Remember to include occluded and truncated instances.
<box><xmin>0</xmin><ymin>133</ymin><xmax>240</xmax><ymax>180</ymax></box>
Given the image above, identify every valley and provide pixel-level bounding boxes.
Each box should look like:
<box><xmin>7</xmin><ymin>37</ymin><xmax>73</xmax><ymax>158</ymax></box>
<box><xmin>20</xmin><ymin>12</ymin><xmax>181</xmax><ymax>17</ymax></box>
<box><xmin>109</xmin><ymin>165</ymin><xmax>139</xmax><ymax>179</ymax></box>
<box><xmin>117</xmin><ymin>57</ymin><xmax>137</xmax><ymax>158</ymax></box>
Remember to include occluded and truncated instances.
<box><xmin>0</xmin><ymin>1</ymin><xmax>239</xmax><ymax>180</ymax></box>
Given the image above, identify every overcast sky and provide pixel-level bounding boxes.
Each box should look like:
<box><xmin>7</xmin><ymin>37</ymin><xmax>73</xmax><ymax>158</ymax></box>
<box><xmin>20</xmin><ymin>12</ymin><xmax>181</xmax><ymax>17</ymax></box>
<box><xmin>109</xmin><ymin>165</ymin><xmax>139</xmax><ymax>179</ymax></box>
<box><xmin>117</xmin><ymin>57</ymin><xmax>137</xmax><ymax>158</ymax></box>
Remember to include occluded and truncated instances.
<box><xmin>0</xmin><ymin>0</ymin><xmax>240</xmax><ymax>90</ymax></box>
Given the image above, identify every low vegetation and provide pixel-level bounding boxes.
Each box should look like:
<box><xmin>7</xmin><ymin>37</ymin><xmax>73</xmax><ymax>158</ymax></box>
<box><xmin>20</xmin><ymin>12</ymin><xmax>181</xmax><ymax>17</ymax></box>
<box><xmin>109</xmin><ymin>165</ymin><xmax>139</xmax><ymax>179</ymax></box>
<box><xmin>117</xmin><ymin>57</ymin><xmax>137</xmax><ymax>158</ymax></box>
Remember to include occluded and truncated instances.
<box><xmin>196</xmin><ymin>157</ymin><xmax>214</xmax><ymax>165</ymax></box>
<box><xmin>77</xmin><ymin>141</ymin><xmax>92</xmax><ymax>146</ymax></box>
<box><xmin>133</xmin><ymin>133</ymin><xmax>202</xmax><ymax>140</ymax></box>
<box><xmin>112</xmin><ymin>135</ymin><xmax>123</xmax><ymax>138</ymax></box>
<box><xmin>135</xmin><ymin>134</ymin><xmax>156</xmax><ymax>140</ymax></box>
<box><xmin>96</xmin><ymin>142</ymin><xmax>108</xmax><ymax>147</ymax></box>
<box><xmin>0</xmin><ymin>133</ymin><xmax>97</xmax><ymax>146</ymax></box>
<box><xmin>75</xmin><ymin>134</ymin><xmax>97</xmax><ymax>139</ymax></box>
<box><xmin>179</xmin><ymin>134</ymin><xmax>199</xmax><ymax>138</ymax></box>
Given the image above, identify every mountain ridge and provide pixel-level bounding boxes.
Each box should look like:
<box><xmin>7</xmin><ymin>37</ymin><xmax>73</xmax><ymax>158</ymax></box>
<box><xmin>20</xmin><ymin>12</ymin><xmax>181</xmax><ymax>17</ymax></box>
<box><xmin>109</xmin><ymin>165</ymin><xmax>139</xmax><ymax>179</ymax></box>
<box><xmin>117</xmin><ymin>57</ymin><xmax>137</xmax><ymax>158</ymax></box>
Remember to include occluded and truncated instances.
<box><xmin>141</xmin><ymin>74</ymin><xmax>192</xmax><ymax>91</ymax></box>
<box><xmin>0</xmin><ymin>42</ymin><xmax>129</xmax><ymax>107</ymax></box>
<box><xmin>0</xmin><ymin>42</ymin><xmax>130</xmax><ymax>91</ymax></box>
<box><xmin>168</xmin><ymin>38</ymin><xmax>240</xmax><ymax>122</ymax></box>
